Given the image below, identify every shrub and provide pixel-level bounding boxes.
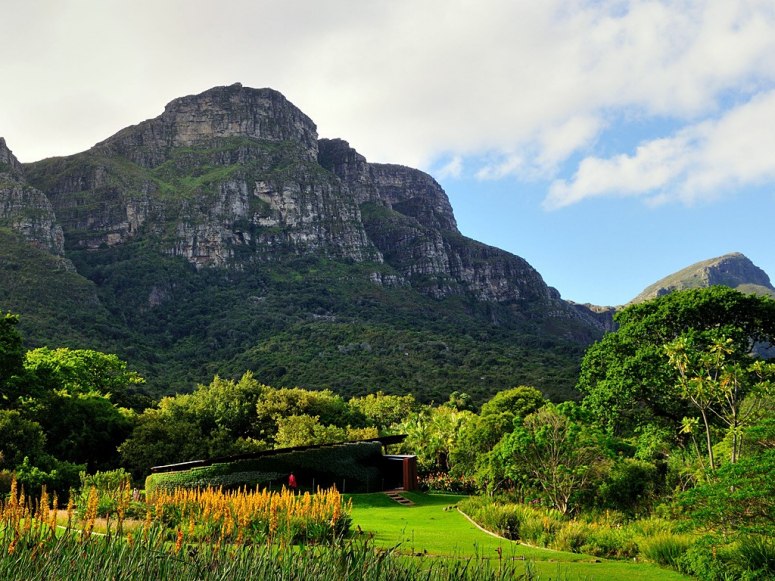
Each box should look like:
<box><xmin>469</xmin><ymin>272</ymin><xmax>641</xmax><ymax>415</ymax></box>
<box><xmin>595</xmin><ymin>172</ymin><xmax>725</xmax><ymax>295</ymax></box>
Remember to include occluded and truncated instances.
<box><xmin>420</xmin><ymin>472</ymin><xmax>477</xmax><ymax>494</ymax></box>
<box><xmin>678</xmin><ymin>535</ymin><xmax>733</xmax><ymax>580</ymax></box>
<box><xmin>596</xmin><ymin>458</ymin><xmax>660</xmax><ymax>514</ymax></box>
<box><xmin>553</xmin><ymin>521</ymin><xmax>593</xmax><ymax>553</ymax></box>
<box><xmin>639</xmin><ymin>533</ymin><xmax>692</xmax><ymax>568</ymax></box>
<box><xmin>735</xmin><ymin>535</ymin><xmax>775</xmax><ymax>579</ymax></box>
<box><xmin>579</xmin><ymin>526</ymin><xmax>638</xmax><ymax>559</ymax></box>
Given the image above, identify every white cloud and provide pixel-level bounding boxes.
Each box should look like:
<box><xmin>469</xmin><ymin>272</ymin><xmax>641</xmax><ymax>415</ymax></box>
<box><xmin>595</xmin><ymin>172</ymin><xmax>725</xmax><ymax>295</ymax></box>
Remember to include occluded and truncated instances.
<box><xmin>1</xmin><ymin>0</ymin><xmax>775</xmax><ymax>181</ymax></box>
<box><xmin>435</xmin><ymin>156</ymin><xmax>464</xmax><ymax>179</ymax></box>
<box><xmin>544</xmin><ymin>89</ymin><xmax>775</xmax><ymax>209</ymax></box>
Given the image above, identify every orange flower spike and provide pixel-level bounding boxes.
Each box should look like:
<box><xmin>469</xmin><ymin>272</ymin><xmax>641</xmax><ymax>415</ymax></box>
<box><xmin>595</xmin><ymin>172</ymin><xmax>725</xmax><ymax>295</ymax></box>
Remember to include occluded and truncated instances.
<box><xmin>174</xmin><ymin>528</ymin><xmax>183</xmax><ymax>554</ymax></box>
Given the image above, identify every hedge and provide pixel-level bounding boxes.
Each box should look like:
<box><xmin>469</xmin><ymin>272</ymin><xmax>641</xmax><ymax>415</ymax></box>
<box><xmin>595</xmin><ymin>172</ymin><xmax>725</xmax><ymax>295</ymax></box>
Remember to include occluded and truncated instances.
<box><xmin>146</xmin><ymin>442</ymin><xmax>384</xmax><ymax>495</ymax></box>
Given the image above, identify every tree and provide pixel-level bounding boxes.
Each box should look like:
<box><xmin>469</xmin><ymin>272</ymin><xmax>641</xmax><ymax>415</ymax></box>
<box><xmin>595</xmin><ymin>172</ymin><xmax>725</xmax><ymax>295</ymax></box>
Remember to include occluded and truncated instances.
<box><xmin>0</xmin><ymin>410</ymin><xmax>46</xmax><ymax>468</ymax></box>
<box><xmin>0</xmin><ymin>311</ymin><xmax>24</xmax><ymax>401</ymax></box>
<box><xmin>255</xmin><ymin>387</ymin><xmax>352</xmax><ymax>442</ymax></box>
<box><xmin>347</xmin><ymin>391</ymin><xmax>417</xmax><ymax>431</ymax></box>
<box><xmin>396</xmin><ymin>405</ymin><xmax>476</xmax><ymax>473</ymax></box>
<box><xmin>679</xmin><ymin>417</ymin><xmax>775</xmax><ymax>534</ymax></box>
<box><xmin>160</xmin><ymin>372</ymin><xmax>267</xmax><ymax>440</ymax></box>
<box><xmin>578</xmin><ymin>287</ymin><xmax>775</xmax><ymax>436</ymax></box>
<box><xmin>666</xmin><ymin>330</ymin><xmax>775</xmax><ymax>468</ymax></box>
<box><xmin>497</xmin><ymin>403</ymin><xmax>609</xmax><ymax>514</ymax></box>
<box><xmin>273</xmin><ymin>415</ymin><xmax>347</xmax><ymax>448</ymax></box>
<box><xmin>449</xmin><ymin>386</ymin><xmax>546</xmax><ymax>478</ymax></box>
<box><xmin>118</xmin><ymin>410</ymin><xmax>204</xmax><ymax>480</ymax></box>
<box><xmin>22</xmin><ymin>347</ymin><xmax>146</xmax><ymax>408</ymax></box>
<box><xmin>480</xmin><ymin>386</ymin><xmax>546</xmax><ymax>421</ymax></box>
<box><xmin>32</xmin><ymin>393</ymin><xmax>135</xmax><ymax>471</ymax></box>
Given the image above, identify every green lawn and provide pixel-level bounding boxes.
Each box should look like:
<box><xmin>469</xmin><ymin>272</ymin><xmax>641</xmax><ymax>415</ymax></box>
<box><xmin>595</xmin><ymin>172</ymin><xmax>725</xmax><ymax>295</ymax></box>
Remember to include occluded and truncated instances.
<box><xmin>348</xmin><ymin>492</ymin><xmax>692</xmax><ymax>581</ymax></box>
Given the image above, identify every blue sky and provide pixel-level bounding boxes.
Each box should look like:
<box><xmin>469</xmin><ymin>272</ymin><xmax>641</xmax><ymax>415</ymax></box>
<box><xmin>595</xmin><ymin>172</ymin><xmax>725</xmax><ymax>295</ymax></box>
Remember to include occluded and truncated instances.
<box><xmin>2</xmin><ymin>1</ymin><xmax>774</xmax><ymax>306</ymax></box>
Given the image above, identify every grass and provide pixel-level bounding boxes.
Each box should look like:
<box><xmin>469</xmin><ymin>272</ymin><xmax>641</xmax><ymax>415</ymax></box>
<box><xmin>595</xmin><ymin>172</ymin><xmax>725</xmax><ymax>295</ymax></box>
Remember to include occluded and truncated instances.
<box><xmin>349</xmin><ymin>492</ymin><xmax>692</xmax><ymax>580</ymax></box>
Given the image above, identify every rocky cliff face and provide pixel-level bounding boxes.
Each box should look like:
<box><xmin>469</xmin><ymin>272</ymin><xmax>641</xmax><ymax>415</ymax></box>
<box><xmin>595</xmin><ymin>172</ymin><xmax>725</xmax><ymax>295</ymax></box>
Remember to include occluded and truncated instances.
<box><xmin>26</xmin><ymin>85</ymin><xmax>378</xmax><ymax>268</ymax></box>
<box><xmin>20</xmin><ymin>84</ymin><xmax>609</xmax><ymax>337</ymax></box>
<box><xmin>0</xmin><ymin>138</ymin><xmax>65</xmax><ymax>256</ymax></box>
<box><xmin>318</xmin><ymin>138</ymin><xmax>592</xmax><ymax>317</ymax></box>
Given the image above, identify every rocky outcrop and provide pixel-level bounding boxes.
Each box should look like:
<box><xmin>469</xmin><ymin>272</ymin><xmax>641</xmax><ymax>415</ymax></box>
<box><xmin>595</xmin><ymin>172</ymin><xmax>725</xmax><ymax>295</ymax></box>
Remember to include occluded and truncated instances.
<box><xmin>95</xmin><ymin>84</ymin><xmax>320</xmax><ymax>167</ymax></box>
<box><xmin>0</xmin><ymin>138</ymin><xmax>65</xmax><ymax>256</ymax></box>
<box><xmin>319</xmin><ymin>138</ymin><xmax>560</xmax><ymax>305</ymax></box>
<box><xmin>631</xmin><ymin>253</ymin><xmax>775</xmax><ymax>303</ymax></box>
<box><xmin>25</xmin><ymin>86</ymin><xmax>379</xmax><ymax>266</ymax></box>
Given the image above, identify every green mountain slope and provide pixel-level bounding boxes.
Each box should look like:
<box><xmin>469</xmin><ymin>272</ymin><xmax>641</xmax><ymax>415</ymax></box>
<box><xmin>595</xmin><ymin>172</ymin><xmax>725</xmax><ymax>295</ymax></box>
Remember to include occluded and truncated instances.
<box><xmin>2</xmin><ymin>84</ymin><xmax>605</xmax><ymax>403</ymax></box>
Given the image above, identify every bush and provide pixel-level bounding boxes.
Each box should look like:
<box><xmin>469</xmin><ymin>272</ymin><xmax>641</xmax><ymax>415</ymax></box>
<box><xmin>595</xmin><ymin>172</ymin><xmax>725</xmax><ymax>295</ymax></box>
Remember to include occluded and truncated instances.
<box><xmin>553</xmin><ymin>521</ymin><xmax>593</xmax><ymax>553</ymax></box>
<box><xmin>596</xmin><ymin>458</ymin><xmax>660</xmax><ymax>514</ymax></box>
<box><xmin>578</xmin><ymin>525</ymin><xmax>638</xmax><ymax>559</ymax></box>
<box><xmin>14</xmin><ymin>456</ymin><xmax>84</xmax><ymax>499</ymax></box>
<box><xmin>420</xmin><ymin>472</ymin><xmax>477</xmax><ymax>494</ymax></box>
<box><xmin>678</xmin><ymin>535</ymin><xmax>733</xmax><ymax>580</ymax></box>
<box><xmin>77</xmin><ymin>468</ymin><xmax>133</xmax><ymax>518</ymax></box>
<box><xmin>639</xmin><ymin>533</ymin><xmax>692</xmax><ymax>568</ymax></box>
<box><xmin>735</xmin><ymin>535</ymin><xmax>775</xmax><ymax>579</ymax></box>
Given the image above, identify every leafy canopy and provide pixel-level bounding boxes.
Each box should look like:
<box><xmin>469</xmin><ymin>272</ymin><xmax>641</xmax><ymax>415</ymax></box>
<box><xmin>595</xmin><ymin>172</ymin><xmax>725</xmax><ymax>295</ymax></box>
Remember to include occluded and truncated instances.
<box><xmin>578</xmin><ymin>287</ymin><xmax>775</xmax><ymax>436</ymax></box>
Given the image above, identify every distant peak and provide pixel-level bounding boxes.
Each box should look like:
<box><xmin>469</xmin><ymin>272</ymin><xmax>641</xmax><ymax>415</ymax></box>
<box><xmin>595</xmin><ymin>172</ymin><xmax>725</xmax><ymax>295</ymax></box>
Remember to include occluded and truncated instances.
<box><xmin>630</xmin><ymin>252</ymin><xmax>775</xmax><ymax>303</ymax></box>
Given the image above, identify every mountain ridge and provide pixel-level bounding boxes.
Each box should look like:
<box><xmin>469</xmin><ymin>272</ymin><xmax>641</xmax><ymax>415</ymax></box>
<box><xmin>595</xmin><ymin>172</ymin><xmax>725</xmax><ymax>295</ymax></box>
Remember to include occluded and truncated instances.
<box><xmin>630</xmin><ymin>252</ymin><xmax>775</xmax><ymax>304</ymax></box>
<box><xmin>4</xmin><ymin>84</ymin><xmax>770</xmax><ymax>402</ymax></box>
<box><xmin>0</xmin><ymin>84</ymin><xmax>605</xmax><ymax>401</ymax></box>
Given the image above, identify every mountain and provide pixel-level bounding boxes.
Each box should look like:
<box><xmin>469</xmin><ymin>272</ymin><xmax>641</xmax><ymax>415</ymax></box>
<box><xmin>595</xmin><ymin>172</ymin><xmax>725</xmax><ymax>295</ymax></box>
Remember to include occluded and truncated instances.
<box><xmin>3</xmin><ymin>84</ymin><xmax>608</xmax><ymax>402</ymax></box>
<box><xmin>630</xmin><ymin>253</ymin><xmax>775</xmax><ymax>304</ymax></box>
<box><xmin>0</xmin><ymin>138</ymin><xmax>122</xmax><ymax>347</ymax></box>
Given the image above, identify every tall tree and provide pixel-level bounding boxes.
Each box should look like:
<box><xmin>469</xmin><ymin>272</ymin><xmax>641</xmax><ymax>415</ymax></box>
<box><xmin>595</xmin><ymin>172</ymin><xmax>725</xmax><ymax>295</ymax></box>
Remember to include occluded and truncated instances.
<box><xmin>497</xmin><ymin>403</ymin><xmax>609</xmax><ymax>514</ymax></box>
<box><xmin>666</xmin><ymin>330</ymin><xmax>775</xmax><ymax>468</ymax></box>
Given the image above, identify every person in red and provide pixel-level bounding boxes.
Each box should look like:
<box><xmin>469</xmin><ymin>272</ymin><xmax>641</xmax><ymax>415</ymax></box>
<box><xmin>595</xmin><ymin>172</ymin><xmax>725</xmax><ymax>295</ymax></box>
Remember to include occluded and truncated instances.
<box><xmin>288</xmin><ymin>472</ymin><xmax>297</xmax><ymax>491</ymax></box>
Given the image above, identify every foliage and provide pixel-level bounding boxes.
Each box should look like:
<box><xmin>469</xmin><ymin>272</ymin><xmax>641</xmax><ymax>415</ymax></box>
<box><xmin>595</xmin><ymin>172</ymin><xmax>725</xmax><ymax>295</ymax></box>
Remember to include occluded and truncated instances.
<box><xmin>578</xmin><ymin>287</ymin><xmax>775</xmax><ymax>437</ymax></box>
<box><xmin>13</xmin><ymin>456</ymin><xmax>84</xmax><ymax>497</ymax></box>
<box><xmin>638</xmin><ymin>533</ymin><xmax>693</xmax><ymax>569</ymax></box>
<box><xmin>596</xmin><ymin>457</ymin><xmax>662</xmax><ymax>515</ymax></box>
<box><xmin>665</xmin><ymin>330</ymin><xmax>775</xmax><ymax>468</ymax></box>
<box><xmin>28</xmin><ymin>391</ymin><xmax>135</xmax><ymax>471</ymax></box>
<box><xmin>22</xmin><ymin>347</ymin><xmax>145</xmax><ymax>408</ymax></box>
<box><xmin>347</xmin><ymin>391</ymin><xmax>417</xmax><ymax>430</ymax></box>
<box><xmin>0</xmin><ymin>409</ymin><xmax>46</xmax><ymax>468</ymax></box>
<box><xmin>76</xmin><ymin>468</ymin><xmax>134</xmax><ymax>518</ymax></box>
<box><xmin>0</xmin><ymin>311</ymin><xmax>23</xmax><ymax>393</ymax></box>
<box><xmin>450</xmin><ymin>386</ymin><xmax>547</xmax><ymax>480</ymax></box>
<box><xmin>677</xmin><ymin>534</ymin><xmax>775</xmax><ymax>581</ymax></box>
<box><xmin>678</xmin><ymin>447</ymin><xmax>775</xmax><ymax>534</ymax></box>
<box><xmin>479</xmin><ymin>385</ymin><xmax>546</xmax><ymax>419</ymax></box>
<box><xmin>118</xmin><ymin>409</ymin><xmax>207</xmax><ymax>481</ymax></box>
<box><xmin>274</xmin><ymin>414</ymin><xmax>348</xmax><ymax>447</ymax></box>
<box><xmin>496</xmin><ymin>403</ymin><xmax>610</xmax><ymax>514</ymax></box>
<box><xmin>419</xmin><ymin>472</ymin><xmax>478</xmax><ymax>494</ymax></box>
<box><xmin>394</xmin><ymin>405</ymin><xmax>475</xmax><ymax>473</ymax></box>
